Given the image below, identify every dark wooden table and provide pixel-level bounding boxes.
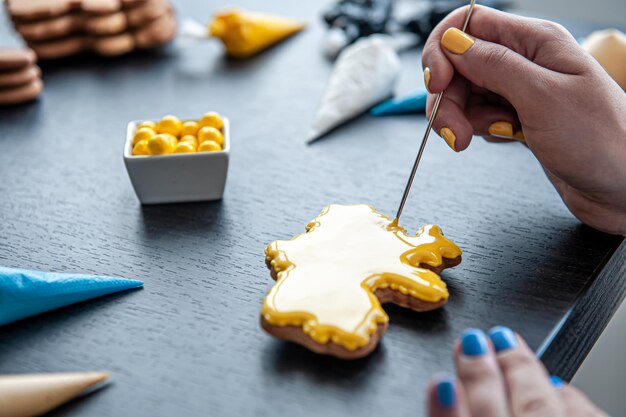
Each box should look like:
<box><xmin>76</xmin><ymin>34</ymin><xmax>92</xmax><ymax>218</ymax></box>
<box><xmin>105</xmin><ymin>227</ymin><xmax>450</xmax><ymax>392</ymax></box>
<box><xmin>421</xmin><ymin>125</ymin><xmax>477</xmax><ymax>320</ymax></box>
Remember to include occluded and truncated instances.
<box><xmin>1</xmin><ymin>1</ymin><xmax>624</xmax><ymax>416</ymax></box>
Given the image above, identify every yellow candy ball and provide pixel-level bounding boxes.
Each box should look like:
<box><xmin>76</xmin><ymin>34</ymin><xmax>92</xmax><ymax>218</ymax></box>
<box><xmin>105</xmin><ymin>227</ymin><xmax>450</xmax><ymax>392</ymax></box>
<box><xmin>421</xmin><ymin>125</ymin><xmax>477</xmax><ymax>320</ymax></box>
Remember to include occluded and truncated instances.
<box><xmin>199</xmin><ymin>111</ymin><xmax>223</xmax><ymax>130</ymax></box>
<box><xmin>132</xmin><ymin>140</ymin><xmax>150</xmax><ymax>156</ymax></box>
<box><xmin>132</xmin><ymin>127</ymin><xmax>156</xmax><ymax>145</ymax></box>
<box><xmin>156</xmin><ymin>115</ymin><xmax>183</xmax><ymax>137</ymax></box>
<box><xmin>137</xmin><ymin>121</ymin><xmax>157</xmax><ymax>130</ymax></box>
<box><xmin>148</xmin><ymin>134</ymin><xmax>177</xmax><ymax>155</ymax></box>
<box><xmin>198</xmin><ymin>140</ymin><xmax>222</xmax><ymax>152</ymax></box>
<box><xmin>181</xmin><ymin>121</ymin><xmax>199</xmax><ymax>137</ymax></box>
<box><xmin>174</xmin><ymin>141</ymin><xmax>196</xmax><ymax>153</ymax></box>
<box><xmin>197</xmin><ymin>126</ymin><xmax>224</xmax><ymax>146</ymax></box>
<box><xmin>180</xmin><ymin>135</ymin><xmax>198</xmax><ymax>146</ymax></box>
<box><xmin>162</xmin><ymin>133</ymin><xmax>178</xmax><ymax>146</ymax></box>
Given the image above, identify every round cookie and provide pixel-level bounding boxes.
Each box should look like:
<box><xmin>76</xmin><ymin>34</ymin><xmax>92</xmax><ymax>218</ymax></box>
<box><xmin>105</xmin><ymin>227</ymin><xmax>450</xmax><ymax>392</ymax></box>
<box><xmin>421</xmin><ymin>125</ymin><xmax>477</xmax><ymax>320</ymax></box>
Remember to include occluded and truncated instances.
<box><xmin>84</xmin><ymin>11</ymin><xmax>128</xmax><ymax>35</ymax></box>
<box><xmin>92</xmin><ymin>32</ymin><xmax>135</xmax><ymax>56</ymax></box>
<box><xmin>133</xmin><ymin>9</ymin><xmax>176</xmax><ymax>49</ymax></box>
<box><xmin>120</xmin><ymin>0</ymin><xmax>149</xmax><ymax>7</ymax></box>
<box><xmin>80</xmin><ymin>0</ymin><xmax>122</xmax><ymax>15</ymax></box>
<box><xmin>7</xmin><ymin>0</ymin><xmax>81</xmax><ymax>22</ymax></box>
<box><xmin>0</xmin><ymin>79</ymin><xmax>43</xmax><ymax>105</ymax></box>
<box><xmin>30</xmin><ymin>36</ymin><xmax>88</xmax><ymax>59</ymax></box>
<box><xmin>16</xmin><ymin>14</ymin><xmax>83</xmax><ymax>42</ymax></box>
<box><xmin>0</xmin><ymin>66</ymin><xmax>41</xmax><ymax>89</ymax></box>
<box><xmin>0</xmin><ymin>48</ymin><xmax>37</xmax><ymax>70</ymax></box>
<box><xmin>124</xmin><ymin>0</ymin><xmax>168</xmax><ymax>27</ymax></box>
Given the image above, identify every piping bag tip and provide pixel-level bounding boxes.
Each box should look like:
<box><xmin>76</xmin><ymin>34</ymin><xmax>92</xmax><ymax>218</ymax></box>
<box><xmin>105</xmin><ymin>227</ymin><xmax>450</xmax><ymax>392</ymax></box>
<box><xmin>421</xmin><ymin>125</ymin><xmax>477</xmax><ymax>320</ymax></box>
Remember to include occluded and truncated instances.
<box><xmin>0</xmin><ymin>266</ymin><xmax>144</xmax><ymax>326</ymax></box>
<box><xmin>0</xmin><ymin>371</ymin><xmax>112</xmax><ymax>417</ymax></box>
<box><xmin>370</xmin><ymin>89</ymin><xmax>428</xmax><ymax>116</ymax></box>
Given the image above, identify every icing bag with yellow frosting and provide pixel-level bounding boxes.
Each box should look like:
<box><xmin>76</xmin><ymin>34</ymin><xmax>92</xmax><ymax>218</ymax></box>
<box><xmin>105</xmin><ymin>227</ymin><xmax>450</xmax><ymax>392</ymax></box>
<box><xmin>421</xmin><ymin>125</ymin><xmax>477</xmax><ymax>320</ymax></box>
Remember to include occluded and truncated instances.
<box><xmin>179</xmin><ymin>9</ymin><xmax>305</xmax><ymax>58</ymax></box>
<box><xmin>261</xmin><ymin>205</ymin><xmax>461</xmax><ymax>356</ymax></box>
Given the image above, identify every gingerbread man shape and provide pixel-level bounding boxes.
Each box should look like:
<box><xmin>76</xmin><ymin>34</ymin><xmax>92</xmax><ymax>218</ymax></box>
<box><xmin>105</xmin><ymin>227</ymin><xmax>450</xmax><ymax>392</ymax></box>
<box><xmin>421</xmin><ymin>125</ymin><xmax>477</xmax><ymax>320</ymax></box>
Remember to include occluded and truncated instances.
<box><xmin>261</xmin><ymin>204</ymin><xmax>462</xmax><ymax>359</ymax></box>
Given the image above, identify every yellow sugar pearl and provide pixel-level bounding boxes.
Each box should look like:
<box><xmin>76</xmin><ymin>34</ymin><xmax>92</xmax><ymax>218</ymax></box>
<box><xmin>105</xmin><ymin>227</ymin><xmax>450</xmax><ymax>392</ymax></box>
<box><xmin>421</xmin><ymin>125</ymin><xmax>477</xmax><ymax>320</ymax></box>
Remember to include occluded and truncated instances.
<box><xmin>156</xmin><ymin>115</ymin><xmax>183</xmax><ymax>137</ymax></box>
<box><xmin>199</xmin><ymin>111</ymin><xmax>223</xmax><ymax>130</ymax></box>
<box><xmin>174</xmin><ymin>141</ymin><xmax>196</xmax><ymax>153</ymax></box>
<box><xmin>132</xmin><ymin>127</ymin><xmax>156</xmax><ymax>145</ymax></box>
<box><xmin>197</xmin><ymin>126</ymin><xmax>224</xmax><ymax>146</ymax></box>
<box><xmin>137</xmin><ymin>121</ymin><xmax>157</xmax><ymax>130</ymax></box>
<box><xmin>198</xmin><ymin>140</ymin><xmax>221</xmax><ymax>152</ymax></box>
<box><xmin>163</xmin><ymin>133</ymin><xmax>178</xmax><ymax>146</ymax></box>
<box><xmin>180</xmin><ymin>135</ymin><xmax>198</xmax><ymax>146</ymax></box>
<box><xmin>132</xmin><ymin>139</ymin><xmax>149</xmax><ymax>156</ymax></box>
<box><xmin>148</xmin><ymin>134</ymin><xmax>177</xmax><ymax>155</ymax></box>
<box><xmin>181</xmin><ymin>121</ymin><xmax>199</xmax><ymax>137</ymax></box>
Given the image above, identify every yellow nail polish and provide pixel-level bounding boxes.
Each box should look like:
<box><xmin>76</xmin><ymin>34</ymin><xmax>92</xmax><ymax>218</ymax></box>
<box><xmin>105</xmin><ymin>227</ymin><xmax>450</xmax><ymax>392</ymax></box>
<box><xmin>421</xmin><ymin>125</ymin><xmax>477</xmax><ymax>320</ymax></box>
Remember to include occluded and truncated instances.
<box><xmin>488</xmin><ymin>121</ymin><xmax>514</xmax><ymax>138</ymax></box>
<box><xmin>440</xmin><ymin>127</ymin><xmax>456</xmax><ymax>151</ymax></box>
<box><xmin>424</xmin><ymin>67</ymin><xmax>431</xmax><ymax>91</ymax></box>
<box><xmin>513</xmin><ymin>130</ymin><xmax>525</xmax><ymax>141</ymax></box>
<box><xmin>441</xmin><ymin>27</ymin><xmax>475</xmax><ymax>55</ymax></box>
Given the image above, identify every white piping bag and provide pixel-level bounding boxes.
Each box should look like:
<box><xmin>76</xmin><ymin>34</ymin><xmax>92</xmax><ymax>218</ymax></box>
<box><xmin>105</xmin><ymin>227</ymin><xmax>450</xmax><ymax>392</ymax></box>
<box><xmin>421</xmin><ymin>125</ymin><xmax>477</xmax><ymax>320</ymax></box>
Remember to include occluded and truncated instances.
<box><xmin>308</xmin><ymin>34</ymin><xmax>402</xmax><ymax>143</ymax></box>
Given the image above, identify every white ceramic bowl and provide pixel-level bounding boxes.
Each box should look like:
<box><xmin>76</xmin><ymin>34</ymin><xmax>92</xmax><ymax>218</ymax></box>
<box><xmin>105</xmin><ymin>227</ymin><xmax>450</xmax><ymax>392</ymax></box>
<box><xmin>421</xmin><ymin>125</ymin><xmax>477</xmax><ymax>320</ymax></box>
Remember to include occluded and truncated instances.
<box><xmin>123</xmin><ymin>117</ymin><xmax>230</xmax><ymax>204</ymax></box>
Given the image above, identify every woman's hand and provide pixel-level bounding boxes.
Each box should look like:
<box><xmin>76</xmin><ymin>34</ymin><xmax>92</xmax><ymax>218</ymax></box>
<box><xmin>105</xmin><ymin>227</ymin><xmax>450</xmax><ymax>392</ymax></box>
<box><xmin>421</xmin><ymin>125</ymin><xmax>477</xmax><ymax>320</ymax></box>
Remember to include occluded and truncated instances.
<box><xmin>422</xmin><ymin>6</ymin><xmax>626</xmax><ymax>235</ymax></box>
<box><xmin>427</xmin><ymin>326</ymin><xmax>609</xmax><ymax>417</ymax></box>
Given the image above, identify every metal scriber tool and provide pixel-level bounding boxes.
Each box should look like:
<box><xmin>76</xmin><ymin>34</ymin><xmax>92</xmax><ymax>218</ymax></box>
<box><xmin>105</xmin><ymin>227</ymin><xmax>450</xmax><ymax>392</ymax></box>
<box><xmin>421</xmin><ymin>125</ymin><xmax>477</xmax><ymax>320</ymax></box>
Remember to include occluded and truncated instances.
<box><xmin>394</xmin><ymin>0</ymin><xmax>477</xmax><ymax>222</ymax></box>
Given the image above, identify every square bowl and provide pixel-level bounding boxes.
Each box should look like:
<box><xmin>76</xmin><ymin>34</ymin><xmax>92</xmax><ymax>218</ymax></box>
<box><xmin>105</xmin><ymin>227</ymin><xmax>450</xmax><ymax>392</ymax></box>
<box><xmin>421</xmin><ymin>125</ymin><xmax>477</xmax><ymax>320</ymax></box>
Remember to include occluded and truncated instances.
<box><xmin>123</xmin><ymin>117</ymin><xmax>230</xmax><ymax>204</ymax></box>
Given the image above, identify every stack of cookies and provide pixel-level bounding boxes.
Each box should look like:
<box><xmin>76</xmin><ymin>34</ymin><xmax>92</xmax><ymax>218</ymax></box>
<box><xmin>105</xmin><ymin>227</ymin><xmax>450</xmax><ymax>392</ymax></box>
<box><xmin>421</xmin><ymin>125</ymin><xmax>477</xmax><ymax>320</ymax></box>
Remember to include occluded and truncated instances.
<box><xmin>0</xmin><ymin>48</ymin><xmax>43</xmax><ymax>105</ymax></box>
<box><xmin>6</xmin><ymin>0</ymin><xmax>176</xmax><ymax>59</ymax></box>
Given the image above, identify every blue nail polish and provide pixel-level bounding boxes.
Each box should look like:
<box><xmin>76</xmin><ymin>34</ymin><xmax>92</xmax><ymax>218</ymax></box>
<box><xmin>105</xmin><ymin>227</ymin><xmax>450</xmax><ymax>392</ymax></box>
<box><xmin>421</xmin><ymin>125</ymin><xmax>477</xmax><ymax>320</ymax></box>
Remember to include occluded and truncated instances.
<box><xmin>488</xmin><ymin>326</ymin><xmax>518</xmax><ymax>352</ymax></box>
<box><xmin>436</xmin><ymin>377</ymin><xmax>456</xmax><ymax>408</ymax></box>
<box><xmin>550</xmin><ymin>375</ymin><xmax>565</xmax><ymax>389</ymax></box>
<box><xmin>461</xmin><ymin>328</ymin><xmax>488</xmax><ymax>356</ymax></box>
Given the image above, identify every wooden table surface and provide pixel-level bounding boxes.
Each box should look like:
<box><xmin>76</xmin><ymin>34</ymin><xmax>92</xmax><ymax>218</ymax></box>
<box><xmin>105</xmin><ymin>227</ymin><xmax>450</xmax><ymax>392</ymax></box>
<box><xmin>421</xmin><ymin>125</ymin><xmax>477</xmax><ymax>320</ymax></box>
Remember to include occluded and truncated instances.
<box><xmin>0</xmin><ymin>1</ymin><xmax>624</xmax><ymax>416</ymax></box>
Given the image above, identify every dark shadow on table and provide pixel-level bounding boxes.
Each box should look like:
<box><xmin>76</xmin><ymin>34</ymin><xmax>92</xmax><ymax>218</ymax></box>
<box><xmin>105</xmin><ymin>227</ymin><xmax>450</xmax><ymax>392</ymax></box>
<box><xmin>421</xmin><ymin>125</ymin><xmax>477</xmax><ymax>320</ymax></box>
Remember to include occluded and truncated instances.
<box><xmin>262</xmin><ymin>294</ymin><xmax>454</xmax><ymax>386</ymax></box>
<box><xmin>384</xmin><ymin>304</ymin><xmax>450</xmax><ymax>335</ymax></box>
<box><xmin>212</xmin><ymin>35</ymin><xmax>304</xmax><ymax>74</ymax></box>
<box><xmin>37</xmin><ymin>48</ymin><xmax>174</xmax><ymax>74</ymax></box>
<box><xmin>0</xmin><ymin>100</ymin><xmax>43</xmax><ymax>127</ymax></box>
<box><xmin>138</xmin><ymin>200</ymin><xmax>226</xmax><ymax>237</ymax></box>
<box><xmin>0</xmin><ymin>288</ymin><xmax>143</xmax><ymax>352</ymax></box>
<box><xmin>263</xmin><ymin>337</ymin><xmax>387</xmax><ymax>388</ymax></box>
<box><xmin>45</xmin><ymin>383</ymin><xmax>112</xmax><ymax>417</ymax></box>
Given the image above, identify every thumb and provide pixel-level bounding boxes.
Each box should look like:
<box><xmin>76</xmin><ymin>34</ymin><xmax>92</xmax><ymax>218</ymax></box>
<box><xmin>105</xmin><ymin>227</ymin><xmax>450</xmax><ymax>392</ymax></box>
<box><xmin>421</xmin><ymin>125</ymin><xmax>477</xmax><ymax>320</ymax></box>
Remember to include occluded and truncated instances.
<box><xmin>439</xmin><ymin>27</ymin><xmax>551</xmax><ymax>109</ymax></box>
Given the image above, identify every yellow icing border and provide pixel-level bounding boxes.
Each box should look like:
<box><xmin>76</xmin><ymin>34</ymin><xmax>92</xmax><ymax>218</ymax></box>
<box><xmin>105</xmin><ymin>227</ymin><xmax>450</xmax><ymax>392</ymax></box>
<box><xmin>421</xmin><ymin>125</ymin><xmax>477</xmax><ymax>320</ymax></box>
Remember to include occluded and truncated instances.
<box><xmin>261</xmin><ymin>205</ymin><xmax>461</xmax><ymax>351</ymax></box>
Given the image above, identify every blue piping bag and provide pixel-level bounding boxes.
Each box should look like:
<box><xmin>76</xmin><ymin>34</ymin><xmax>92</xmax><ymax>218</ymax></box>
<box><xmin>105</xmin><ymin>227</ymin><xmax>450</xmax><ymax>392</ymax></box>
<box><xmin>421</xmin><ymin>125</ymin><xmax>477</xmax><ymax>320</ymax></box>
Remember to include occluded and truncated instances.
<box><xmin>0</xmin><ymin>266</ymin><xmax>143</xmax><ymax>325</ymax></box>
<box><xmin>370</xmin><ymin>89</ymin><xmax>428</xmax><ymax>116</ymax></box>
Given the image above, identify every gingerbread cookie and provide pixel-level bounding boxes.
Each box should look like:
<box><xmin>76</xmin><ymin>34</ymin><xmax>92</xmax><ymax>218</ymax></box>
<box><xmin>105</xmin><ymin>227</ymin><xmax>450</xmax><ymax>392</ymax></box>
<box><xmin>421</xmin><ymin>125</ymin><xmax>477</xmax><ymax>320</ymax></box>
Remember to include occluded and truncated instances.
<box><xmin>6</xmin><ymin>0</ymin><xmax>82</xmax><ymax>22</ymax></box>
<box><xmin>261</xmin><ymin>204</ymin><xmax>462</xmax><ymax>359</ymax></box>
<box><xmin>132</xmin><ymin>8</ymin><xmax>175</xmax><ymax>48</ymax></box>
<box><xmin>7</xmin><ymin>0</ymin><xmax>175</xmax><ymax>59</ymax></box>
<box><xmin>29</xmin><ymin>36</ymin><xmax>88</xmax><ymax>60</ymax></box>
<box><xmin>83</xmin><ymin>11</ymin><xmax>128</xmax><ymax>35</ymax></box>
<box><xmin>0</xmin><ymin>79</ymin><xmax>43</xmax><ymax>105</ymax></box>
<box><xmin>0</xmin><ymin>48</ymin><xmax>43</xmax><ymax>105</ymax></box>
<box><xmin>13</xmin><ymin>15</ymin><xmax>82</xmax><ymax>42</ymax></box>
<box><xmin>0</xmin><ymin>65</ymin><xmax>41</xmax><ymax>88</ymax></box>
<box><xmin>0</xmin><ymin>48</ymin><xmax>36</xmax><ymax>70</ymax></box>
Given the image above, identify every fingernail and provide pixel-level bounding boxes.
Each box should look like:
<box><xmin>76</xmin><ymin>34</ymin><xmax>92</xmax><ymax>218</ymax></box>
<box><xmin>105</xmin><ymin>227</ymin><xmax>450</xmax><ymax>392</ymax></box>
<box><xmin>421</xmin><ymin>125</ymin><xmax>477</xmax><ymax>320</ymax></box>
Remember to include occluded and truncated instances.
<box><xmin>488</xmin><ymin>121</ymin><xmax>514</xmax><ymax>138</ymax></box>
<box><xmin>436</xmin><ymin>376</ymin><xmax>456</xmax><ymax>408</ymax></box>
<box><xmin>550</xmin><ymin>375</ymin><xmax>565</xmax><ymax>389</ymax></box>
<box><xmin>424</xmin><ymin>67</ymin><xmax>431</xmax><ymax>92</ymax></box>
<box><xmin>440</xmin><ymin>127</ymin><xmax>456</xmax><ymax>151</ymax></box>
<box><xmin>488</xmin><ymin>326</ymin><xmax>518</xmax><ymax>352</ymax></box>
<box><xmin>513</xmin><ymin>130</ymin><xmax>525</xmax><ymax>141</ymax></box>
<box><xmin>461</xmin><ymin>328</ymin><xmax>488</xmax><ymax>356</ymax></box>
<box><xmin>441</xmin><ymin>27</ymin><xmax>475</xmax><ymax>55</ymax></box>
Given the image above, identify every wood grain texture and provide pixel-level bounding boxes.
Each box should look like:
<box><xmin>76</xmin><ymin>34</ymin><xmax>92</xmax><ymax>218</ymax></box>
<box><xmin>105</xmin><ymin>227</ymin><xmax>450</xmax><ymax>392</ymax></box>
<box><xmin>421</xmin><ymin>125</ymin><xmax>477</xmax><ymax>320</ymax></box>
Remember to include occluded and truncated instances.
<box><xmin>0</xmin><ymin>2</ymin><xmax>624</xmax><ymax>417</ymax></box>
